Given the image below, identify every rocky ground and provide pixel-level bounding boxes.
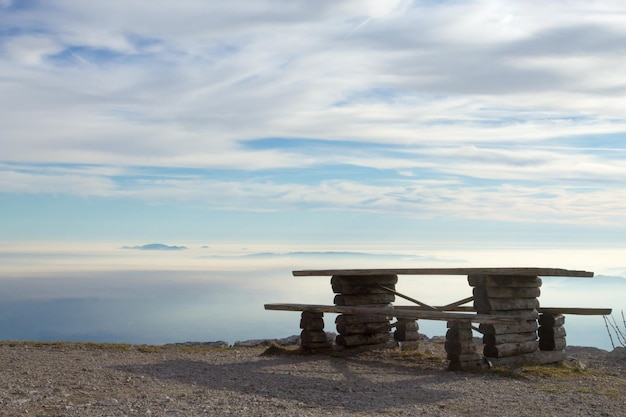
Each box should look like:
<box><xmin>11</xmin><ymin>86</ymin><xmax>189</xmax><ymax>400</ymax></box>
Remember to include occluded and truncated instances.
<box><xmin>0</xmin><ymin>340</ymin><xmax>624</xmax><ymax>417</ymax></box>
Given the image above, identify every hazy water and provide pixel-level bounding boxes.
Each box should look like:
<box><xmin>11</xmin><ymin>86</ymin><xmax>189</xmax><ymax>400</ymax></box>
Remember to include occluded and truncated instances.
<box><xmin>0</xmin><ymin>269</ymin><xmax>623</xmax><ymax>349</ymax></box>
<box><xmin>0</xmin><ymin>246</ymin><xmax>624</xmax><ymax>350</ymax></box>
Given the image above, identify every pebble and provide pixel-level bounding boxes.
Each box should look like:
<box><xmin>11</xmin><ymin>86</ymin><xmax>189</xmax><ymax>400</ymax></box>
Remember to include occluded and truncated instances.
<box><xmin>0</xmin><ymin>343</ymin><xmax>624</xmax><ymax>416</ymax></box>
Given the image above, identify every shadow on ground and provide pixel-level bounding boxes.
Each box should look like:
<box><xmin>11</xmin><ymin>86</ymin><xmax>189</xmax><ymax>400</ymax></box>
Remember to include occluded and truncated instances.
<box><xmin>114</xmin><ymin>349</ymin><xmax>463</xmax><ymax>412</ymax></box>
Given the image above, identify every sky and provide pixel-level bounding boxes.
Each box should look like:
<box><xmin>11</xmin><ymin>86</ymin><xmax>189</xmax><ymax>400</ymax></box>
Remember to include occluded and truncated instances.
<box><xmin>2</xmin><ymin>0</ymin><xmax>626</xmax><ymax>261</ymax></box>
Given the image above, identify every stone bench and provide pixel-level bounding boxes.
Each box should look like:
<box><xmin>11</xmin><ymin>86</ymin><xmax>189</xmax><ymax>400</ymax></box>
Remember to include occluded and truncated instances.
<box><xmin>267</xmin><ymin>267</ymin><xmax>612</xmax><ymax>369</ymax></box>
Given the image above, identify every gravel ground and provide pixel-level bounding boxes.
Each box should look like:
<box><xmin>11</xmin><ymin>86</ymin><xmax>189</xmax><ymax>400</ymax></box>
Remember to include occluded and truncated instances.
<box><xmin>0</xmin><ymin>341</ymin><xmax>624</xmax><ymax>417</ymax></box>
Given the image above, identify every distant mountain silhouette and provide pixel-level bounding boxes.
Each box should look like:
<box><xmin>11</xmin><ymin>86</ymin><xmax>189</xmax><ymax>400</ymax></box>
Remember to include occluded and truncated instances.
<box><xmin>121</xmin><ymin>243</ymin><xmax>188</xmax><ymax>251</ymax></box>
<box><xmin>568</xmin><ymin>274</ymin><xmax>626</xmax><ymax>287</ymax></box>
<box><xmin>196</xmin><ymin>251</ymin><xmax>454</xmax><ymax>264</ymax></box>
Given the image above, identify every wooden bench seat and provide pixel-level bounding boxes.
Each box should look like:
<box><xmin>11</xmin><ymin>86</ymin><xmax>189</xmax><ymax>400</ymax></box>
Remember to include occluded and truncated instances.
<box><xmin>264</xmin><ymin>303</ymin><xmax>521</xmax><ymax>324</ymax></box>
<box><xmin>394</xmin><ymin>305</ymin><xmax>612</xmax><ymax>315</ymax></box>
<box><xmin>537</xmin><ymin>307</ymin><xmax>612</xmax><ymax>315</ymax></box>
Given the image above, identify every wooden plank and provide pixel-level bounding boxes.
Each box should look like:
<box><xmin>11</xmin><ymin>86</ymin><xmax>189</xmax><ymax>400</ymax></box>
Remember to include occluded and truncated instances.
<box><xmin>447</xmin><ymin>321</ymin><xmax>473</xmax><ymax>330</ymax></box>
<box><xmin>484</xmin><ymin>340</ymin><xmax>539</xmax><ymax>358</ymax></box>
<box><xmin>476</xmin><ymin>309</ymin><xmax>539</xmax><ymax>319</ymax></box>
<box><xmin>539</xmin><ymin>314</ymin><xmax>565</xmax><ymax>327</ymax></box>
<box><xmin>483</xmin><ymin>331</ymin><xmax>537</xmax><ymax>345</ymax></box>
<box><xmin>334</xmin><ymin>293</ymin><xmax>395</xmax><ymax>306</ymax></box>
<box><xmin>396</xmin><ymin>305</ymin><xmax>475</xmax><ymax>312</ymax></box>
<box><xmin>337</xmin><ymin>322</ymin><xmax>393</xmax><ymax>335</ymax></box>
<box><xmin>336</xmin><ymin>314</ymin><xmax>390</xmax><ymax>325</ymax></box>
<box><xmin>539</xmin><ymin>336</ymin><xmax>566</xmax><ymax>351</ymax></box>
<box><xmin>473</xmin><ymin>286</ymin><xmax>541</xmax><ymax>299</ymax></box>
<box><xmin>300</xmin><ymin>330</ymin><xmax>328</xmax><ymax>344</ymax></box>
<box><xmin>469</xmin><ymin>275</ymin><xmax>542</xmax><ymax>287</ymax></box>
<box><xmin>331</xmin><ymin>283</ymin><xmax>391</xmax><ymax>295</ymax></box>
<box><xmin>474</xmin><ymin>297</ymin><xmax>540</xmax><ymax>312</ymax></box>
<box><xmin>293</xmin><ymin>267</ymin><xmax>593</xmax><ymax>278</ymax></box>
<box><xmin>538</xmin><ymin>307</ymin><xmax>612</xmax><ymax>315</ymax></box>
<box><xmin>479</xmin><ymin>320</ymin><xmax>539</xmax><ymax>335</ymax></box>
<box><xmin>538</xmin><ymin>326</ymin><xmax>567</xmax><ymax>339</ymax></box>
<box><xmin>484</xmin><ymin>332</ymin><xmax>537</xmax><ymax>345</ymax></box>
<box><xmin>393</xmin><ymin>320</ymin><xmax>420</xmax><ymax>340</ymax></box>
<box><xmin>394</xmin><ymin>329</ymin><xmax>420</xmax><ymax>341</ymax></box>
<box><xmin>300</xmin><ymin>317</ymin><xmax>324</xmax><ymax>330</ymax></box>
<box><xmin>396</xmin><ymin>319</ymin><xmax>419</xmax><ymax>329</ymax></box>
<box><xmin>396</xmin><ymin>305</ymin><xmax>610</xmax><ymax>316</ymax></box>
<box><xmin>301</xmin><ymin>311</ymin><xmax>323</xmax><ymax>320</ymax></box>
<box><xmin>331</xmin><ymin>275</ymin><xmax>398</xmax><ymax>286</ymax></box>
<box><xmin>264</xmin><ymin>303</ymin><xmax>520</xmax><ymax>324</ymax></box>
<box><xmin>446</xmin><ymin>327</ymin><xmax>473</xmax><ymax>341</ymax></box>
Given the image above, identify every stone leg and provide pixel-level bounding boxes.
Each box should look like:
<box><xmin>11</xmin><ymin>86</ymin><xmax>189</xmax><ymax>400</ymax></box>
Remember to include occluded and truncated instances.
<box><xmin>299</xmin><ymin>311</ymin><xmax>331</xmax><ymax>350</ymax></box>
<box><xmin>469</xmin><ymin>274</ymin><xmax>540</xmax><ymax>360</ymax></box>
<box><xmin>446</xmin><ymin>321</ymin><xmax>483</xmax><ymax>371</ymax></box>
<box><xmin>538</xmin><ymin>313</ymin><xmax>566</xmax><ymax>351</ymax></box>
<box><xmin>394</xmin><ymin>319</ymin><xmax>420</xmax><ymax>350</ymax></box>
<box><xmin>332</xmin><ymin>275</ymin><xmax>396</xmax><ymax>348</ymax></box>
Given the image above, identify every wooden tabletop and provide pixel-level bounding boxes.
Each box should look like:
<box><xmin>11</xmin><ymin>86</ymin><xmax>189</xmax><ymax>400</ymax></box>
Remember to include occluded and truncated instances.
<box><xmin>293</xmin><ymin>267</ymin><xmax>594</xmax><ymax>277</ymax></box>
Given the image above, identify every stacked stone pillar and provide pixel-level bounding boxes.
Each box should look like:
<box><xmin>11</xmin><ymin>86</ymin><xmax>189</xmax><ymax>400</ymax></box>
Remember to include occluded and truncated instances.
<box><xmin>299</xmin><ymin>311</ymin><xmax>332</xmax><ymax>350</ymax></box>
<box><xmin>332</xmin><ymin>274</ymin><xmax>396</xmax><ymax>348</ymax></box>
<box><xmin>445</xmin><ymin>321</ymin><xmax>483</xmax><ymax>371</ymax></box>
<box><xmin>469</xmin><ymin>274</ymin><xmax>540</xmax><ymax>360</ymax></box>
<box><xmin>538</xmin><ymin>313</ymin><xmax>566</xmax><ymax>352</ymax></box>
<box><xmin>394</xmin><ymin>319</ymin><xmax>420</xmax><ymax>350</ymax></box>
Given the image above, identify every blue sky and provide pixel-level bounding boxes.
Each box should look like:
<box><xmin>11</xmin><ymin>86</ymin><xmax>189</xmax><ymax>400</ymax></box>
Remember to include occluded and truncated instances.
<box><xmin>2</xmin><ymin>0</ymin><xmax>626</xmax><ymax>253</ymax></box>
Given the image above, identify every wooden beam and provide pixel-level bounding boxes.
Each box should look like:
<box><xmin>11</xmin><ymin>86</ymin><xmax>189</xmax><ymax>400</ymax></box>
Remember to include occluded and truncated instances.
<box><xmin>377</xmin><ymin>285</ymin><xmax>437</xmax><ymax>310</ymax></box>
<box><xmin>440</xmin><ymin>296</ymin><xmax>475</xmax><ymax>310</ymax></box>
<box><xmin>396</xmin><ymin>305</ymin><xmax>476</xmax><ymax>313</ymax></box>
<box><xmin>264</xmin><ymin>303</ymin><xmax>520</xmax><ymax>324</ymax></box>
<box><xmin>292</xmin><ymin>267</ymin><xmax>594</xmax><ymax>278</ymax></box>
<box><xmin>394</xmin><ymin>305</ymin><xmax>612</xmax><ymax>316</ymax></box>
<box><xmin>538</xmin><ymin>307</ymin><xmax>612</xmax><ymax>315</ymax></box>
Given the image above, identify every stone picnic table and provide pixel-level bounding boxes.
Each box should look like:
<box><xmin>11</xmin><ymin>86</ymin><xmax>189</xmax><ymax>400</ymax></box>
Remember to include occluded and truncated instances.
<box><xmin>265</xmin><ymin>267</ymin><xmax>612</xmax><ymax>369</ymax></box>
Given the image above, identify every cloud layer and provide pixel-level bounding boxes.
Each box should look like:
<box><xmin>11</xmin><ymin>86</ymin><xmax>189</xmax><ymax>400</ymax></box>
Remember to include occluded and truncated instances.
<box><xmin>2</xmin><ymin>0</ymin><xmax>626</xmax><ymax>227</ymax></box>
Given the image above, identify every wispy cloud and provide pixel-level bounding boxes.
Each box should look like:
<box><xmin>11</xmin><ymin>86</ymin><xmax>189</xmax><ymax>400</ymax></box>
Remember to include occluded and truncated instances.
<box><xmin>2</xmin><ymin>1</ymin><xmax>626</xmax><ymax>233</ymax></box>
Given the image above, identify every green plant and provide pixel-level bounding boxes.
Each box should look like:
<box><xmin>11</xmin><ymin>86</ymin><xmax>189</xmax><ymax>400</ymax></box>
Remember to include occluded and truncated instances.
<box><xmin>603</xmin><ymin>310</ymin><xmax>626</xmax><ymax>348</ymax></box>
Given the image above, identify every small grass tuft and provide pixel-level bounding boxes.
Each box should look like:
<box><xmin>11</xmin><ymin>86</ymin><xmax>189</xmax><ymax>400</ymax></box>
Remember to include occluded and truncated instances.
<box><xmin>519</xmin><ymin>364</ymin><xmax>598</xmax><ymax>378</ymax></box>
<box><xmin>135</xmin><ymin>344</ymin><xmax>165</xmax><ymax>353</ymax></box>
<box><xmin>488</xmin><ymin>366</ymin><xmax>529</xmax><ymax>379</ymax></box>
<box><xmin>483</xmin><ymin>363</ymin><xmax>599</xmax><ymax>380</ymax></box>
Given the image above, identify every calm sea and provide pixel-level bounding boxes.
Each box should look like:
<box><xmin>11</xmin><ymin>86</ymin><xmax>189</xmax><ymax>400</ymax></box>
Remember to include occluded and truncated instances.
<box><xmin>0</xmin><ymin>246</ymin><xmax>624</xmax><ymax>350</ymax></box>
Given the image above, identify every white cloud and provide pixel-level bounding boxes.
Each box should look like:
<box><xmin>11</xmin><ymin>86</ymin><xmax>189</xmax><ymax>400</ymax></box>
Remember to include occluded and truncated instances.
<box><xmin>2</xmin><ymin>156</ymin><xmax>626</xmax><ymax>227</ymax></box>
<box><xmin>2</xmin><ymin>1</ymin><xmax>626</xmax><ymax>230</ymax></box>
<box><xmin>2</xmin><ymin>35</ymin><xmax>62</xmax><ymax>66</ymax></box>
<box><xmin>0</xmin><ymin>166</ymin><xmax>117</xmax><ymax>196</ymax></box>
